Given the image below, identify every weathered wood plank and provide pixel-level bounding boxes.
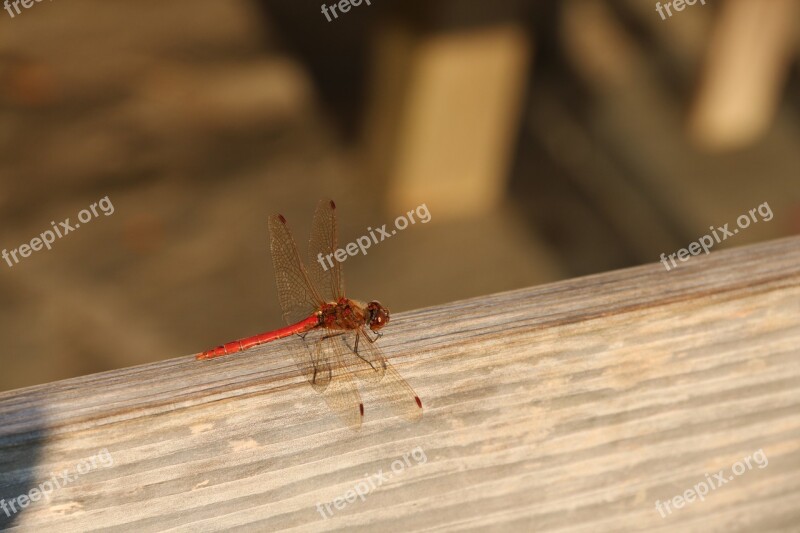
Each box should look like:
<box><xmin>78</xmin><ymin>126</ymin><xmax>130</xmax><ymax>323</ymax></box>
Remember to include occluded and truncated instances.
<box><xmin>1</xmin><ymin>236</ymin><xmax>799</xmax><ymax>532</ymax></box>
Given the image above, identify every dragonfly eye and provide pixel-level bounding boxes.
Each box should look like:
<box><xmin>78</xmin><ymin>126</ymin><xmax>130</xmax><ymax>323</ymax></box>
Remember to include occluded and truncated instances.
<box><xmin>367</xmin><ymin>301</ymin><xmax>390</xmax><ymax>331</ymax></box>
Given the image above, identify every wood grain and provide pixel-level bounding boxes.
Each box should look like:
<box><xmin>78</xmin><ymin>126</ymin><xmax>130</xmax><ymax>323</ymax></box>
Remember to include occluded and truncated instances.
<box><xmin>1</xmin><ymin>236</ymin><xmax>799</xmax><ymax>532</ymax></box>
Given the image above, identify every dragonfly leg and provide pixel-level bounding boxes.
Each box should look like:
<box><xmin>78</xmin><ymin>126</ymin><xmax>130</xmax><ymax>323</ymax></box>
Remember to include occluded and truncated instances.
<box><xmin>352</xmin><ymin>332</ymin><xmax>380</xmax><ymax>371</ymax></box>
<box><xmin>311</xmin><ymin>361</ymin><xmax>332</xmax><ymax>386</ymax></box>
<box><xmin>364</xmin><ymin>330</ymin><xmax>382</xmax><ymax>343</ymax></box>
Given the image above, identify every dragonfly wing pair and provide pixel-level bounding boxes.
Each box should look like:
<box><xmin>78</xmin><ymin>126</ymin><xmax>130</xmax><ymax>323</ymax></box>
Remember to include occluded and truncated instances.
<box><xmin>268</xmin><ymin>199</ymin><xmax>422</xmax><ymax>430</ymax></box>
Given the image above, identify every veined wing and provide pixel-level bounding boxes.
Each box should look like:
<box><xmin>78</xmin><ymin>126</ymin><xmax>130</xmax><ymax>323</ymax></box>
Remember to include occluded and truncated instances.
<box><xmin>293</xmin><ymin>327</ymin><xmax>333</xmax><ymax>393</ymax></box>
<box><xmin>354</xmin><ymin>327</ymin><xmax>423</xmax><ymax>422</ymax></box>
<box><xmin>307</xmin><ymin>199</ymin><xmax>345</xmax><ymax>302</ymax></box>
<box><xmin>315</xmin><ymin>332</ymin><xmax>364</xmax><ymax>430</ymax></box>
<box><xmin>339</xmin><ymin>329</ymin><xmax>387</xmax><ymax>383</ymax></box>
<box><xmin>269</xmin><ymin>213</ymin><xmax>325</xmax><ymax>326</ymax></box>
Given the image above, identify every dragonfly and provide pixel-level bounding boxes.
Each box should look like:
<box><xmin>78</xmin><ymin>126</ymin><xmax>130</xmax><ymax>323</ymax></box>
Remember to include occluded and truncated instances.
<box><xmin>196</xmin><ymin>199</ymin><xmax>422</xmax><ymax>430</ymax></box>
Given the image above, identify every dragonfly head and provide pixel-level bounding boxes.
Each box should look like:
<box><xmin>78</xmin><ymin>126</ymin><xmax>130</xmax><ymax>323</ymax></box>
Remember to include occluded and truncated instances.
<box><xmin>366</xmin><ymin>301</ymin><xmax>390</xmax><ymax>332</ymax></box>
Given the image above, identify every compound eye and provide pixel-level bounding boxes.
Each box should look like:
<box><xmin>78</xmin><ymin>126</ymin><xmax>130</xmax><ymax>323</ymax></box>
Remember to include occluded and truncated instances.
<box><xmin>367</xmin><ymin>301</ymin><xmax>390</xmax><ymax>331</ymax></box>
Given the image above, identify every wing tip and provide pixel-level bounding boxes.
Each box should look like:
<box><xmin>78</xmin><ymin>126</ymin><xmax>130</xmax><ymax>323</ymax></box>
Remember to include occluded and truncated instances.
<box><xmin>329</xmin><ymin>199</ymin><xmax>336</xmax><ymax>210</ymax></box>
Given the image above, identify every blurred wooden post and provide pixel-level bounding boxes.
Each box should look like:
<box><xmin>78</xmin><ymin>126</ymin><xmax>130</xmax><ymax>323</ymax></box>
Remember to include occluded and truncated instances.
<box><xmin>363</xmin><ymin>23</ymin><xmax>532</xmax><ymax>218</ymax></box>
<box><xmin>688</xmin><ymin>0</ymin><xmax>800</xmax><ymax>150</ymax></box>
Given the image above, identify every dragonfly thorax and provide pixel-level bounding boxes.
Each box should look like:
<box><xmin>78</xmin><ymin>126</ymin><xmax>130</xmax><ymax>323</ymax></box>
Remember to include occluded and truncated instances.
<box><xmin>320</xmin><ymin>298</ymin><xmax>369</xmax><ymax>330</ymax></box>
<box><xmin>318</xmin><ymin>298</ymin><xmax>390</xmax><ymax>332</ymax></box>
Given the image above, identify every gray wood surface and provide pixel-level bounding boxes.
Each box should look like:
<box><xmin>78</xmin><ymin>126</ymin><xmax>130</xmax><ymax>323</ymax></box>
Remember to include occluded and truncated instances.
<box><xmin>1</xmin><ymin>236</ymin><xmax>799</xmax><ymax>532</ymax></box>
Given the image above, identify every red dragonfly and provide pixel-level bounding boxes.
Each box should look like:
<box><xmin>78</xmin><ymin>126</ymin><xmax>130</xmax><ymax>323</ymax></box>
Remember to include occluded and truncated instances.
<box><xmin>197</xmin><ymin>199</ymin><xmax>422</xmax><ymax>429</ymax></box>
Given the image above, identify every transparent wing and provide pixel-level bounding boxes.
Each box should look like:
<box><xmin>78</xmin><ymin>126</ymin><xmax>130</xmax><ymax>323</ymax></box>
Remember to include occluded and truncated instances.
<box><xmin>354</xmin><ymin>327</ymin><xmax>423</xmax><ymax>422</ymax></box>
<box><xmin>307</xmin><ymin>199</ymin><xmax>345</xmax><ymax>302</ymax></box>
<box><xmin>293</xmin><ymin>328</ymin><xmax>333</xmax><ymax>393</ymax></box>
<box><xmin>316</xmin><ymin>332</ymin><xmax>363</xmax><ymax>430</ymax></box>
<box><xmin>339</xmin><ymin>329</ymin><xmax>387</xmax><ymax>383</ymax></box>
<box><xmin>269</xmin><ymin>213</ymin><xmax>325</xmax><ymax>325</ymax></box>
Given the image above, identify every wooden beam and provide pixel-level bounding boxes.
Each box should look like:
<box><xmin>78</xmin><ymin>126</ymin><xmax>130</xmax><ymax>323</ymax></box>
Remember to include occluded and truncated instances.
<box><xmin>363</xmin><ymin>23</ymin><xmax>532</xmax><ymax>219</ymax></box>
<box><xmin>688</xmin><ymin>0</ymin><xmax>800</xmax><ymax>150</ymax></box>
<box><xmin>1</xmin><ymin>236</ymin><xmax>799</xmax><ymax>530</ymax></box>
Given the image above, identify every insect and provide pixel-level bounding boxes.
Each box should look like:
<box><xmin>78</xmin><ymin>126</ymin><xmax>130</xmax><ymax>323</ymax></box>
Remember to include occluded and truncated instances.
<box><xmin>197</xmin><ymin>199</ymin><xmax>422</xmax><ymax>430</ymax></box>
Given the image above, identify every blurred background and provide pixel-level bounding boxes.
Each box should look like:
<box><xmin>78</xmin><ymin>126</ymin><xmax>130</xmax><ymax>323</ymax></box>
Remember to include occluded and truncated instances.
<box><xmin>0</xmin><ymin>0</ymin><xmax>798</xmax><ymax>392</ymax></box>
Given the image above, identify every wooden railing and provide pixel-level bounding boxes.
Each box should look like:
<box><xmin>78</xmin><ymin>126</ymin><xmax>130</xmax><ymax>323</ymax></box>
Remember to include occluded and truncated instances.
<box><xmin>1</xmin><ymin>236</ymin><xmax>798</xmax><ymax>531</ymax></box>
